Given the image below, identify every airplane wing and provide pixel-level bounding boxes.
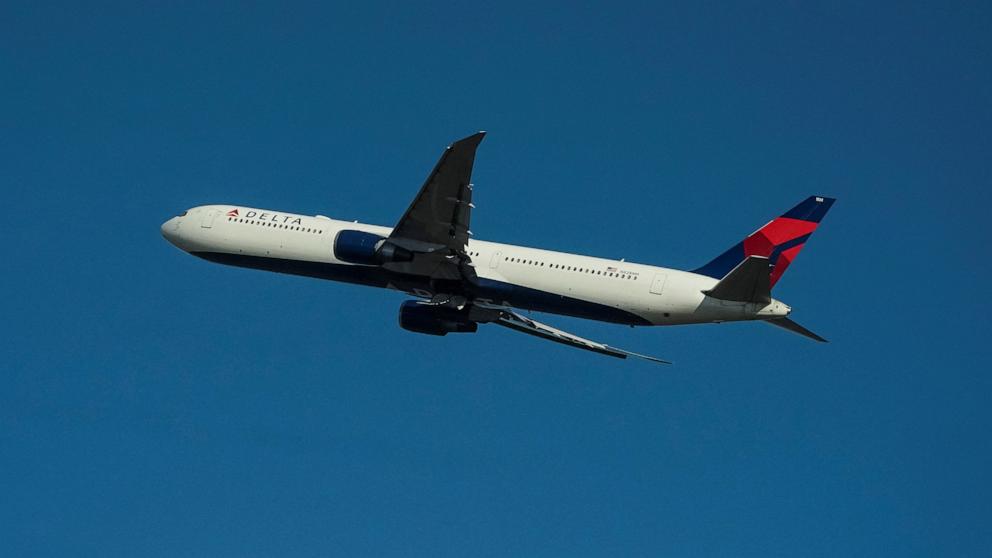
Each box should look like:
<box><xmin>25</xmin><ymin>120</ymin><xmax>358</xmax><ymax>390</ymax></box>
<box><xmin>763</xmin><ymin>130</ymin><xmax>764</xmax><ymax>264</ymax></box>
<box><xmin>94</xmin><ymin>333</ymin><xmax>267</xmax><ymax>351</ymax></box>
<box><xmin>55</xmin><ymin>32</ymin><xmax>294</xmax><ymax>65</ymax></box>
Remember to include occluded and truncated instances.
<box><xmin>388</xmin><ymin>131</ymin><xmax>485</xmax><ymax>252</ymax></box>
<box><xmin>493</xmin><ymin>309</ymin><xmax>670</xmax><ymax>364</ymax></box>
<box><xmin>380</xmin><ymin>132</ymin><xmax>485</xmax><ymax>280</ymax></box>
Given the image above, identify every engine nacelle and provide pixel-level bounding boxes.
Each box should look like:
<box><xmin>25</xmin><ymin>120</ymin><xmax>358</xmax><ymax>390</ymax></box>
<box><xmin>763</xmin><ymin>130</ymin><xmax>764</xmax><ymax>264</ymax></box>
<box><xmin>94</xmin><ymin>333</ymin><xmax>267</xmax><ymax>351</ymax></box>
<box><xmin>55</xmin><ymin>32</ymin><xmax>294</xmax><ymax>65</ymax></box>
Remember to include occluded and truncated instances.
<box><xmin>334</xmin><ymin>230</ymin><xmax>413</xmax><ymax>265</ymax></box>
<box><xmin>398</xmin><ymin>301</ymin><xmax>478</xmax><ymax>336</ymax></box>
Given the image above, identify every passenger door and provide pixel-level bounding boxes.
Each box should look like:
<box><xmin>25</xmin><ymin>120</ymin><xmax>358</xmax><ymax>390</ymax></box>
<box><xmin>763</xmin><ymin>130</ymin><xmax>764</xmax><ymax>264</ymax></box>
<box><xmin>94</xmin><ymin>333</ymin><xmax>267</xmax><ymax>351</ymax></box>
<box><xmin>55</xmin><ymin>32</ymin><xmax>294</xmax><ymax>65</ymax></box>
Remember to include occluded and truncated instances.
<box><xmin>200</xmin><ymin>209</ymin><xmax>219</xmax><ymax>228</ymax></box>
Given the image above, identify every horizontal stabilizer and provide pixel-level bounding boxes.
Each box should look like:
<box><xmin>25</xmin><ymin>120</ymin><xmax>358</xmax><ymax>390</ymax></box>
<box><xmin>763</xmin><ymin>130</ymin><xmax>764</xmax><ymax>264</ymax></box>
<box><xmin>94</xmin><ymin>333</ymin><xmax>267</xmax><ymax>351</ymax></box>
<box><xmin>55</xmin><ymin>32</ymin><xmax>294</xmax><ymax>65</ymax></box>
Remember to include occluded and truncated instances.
<box><xmin>704</xmin><ymin>256</ymin><xmax>771</xmax><ymax>303</ymax></box>
<box><xmin>766</xmin><ymin>317</ymin><xmax>828</xmax><ymax>342</ymax></box>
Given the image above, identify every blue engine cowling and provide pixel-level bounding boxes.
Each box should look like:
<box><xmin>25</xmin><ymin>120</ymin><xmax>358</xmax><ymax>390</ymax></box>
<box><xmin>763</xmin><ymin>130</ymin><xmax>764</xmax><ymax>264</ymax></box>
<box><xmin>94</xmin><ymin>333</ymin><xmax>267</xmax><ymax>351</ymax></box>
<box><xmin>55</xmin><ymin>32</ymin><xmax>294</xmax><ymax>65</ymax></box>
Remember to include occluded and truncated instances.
<box><xmin>398</xmin><ymin>301</ymin><xmax>478</xmax><ymax>336</ymax></box>
<box><xmin>334</xmin><ymin>230</ymin><xmax>414</xmax><ymax>266</ymax></box>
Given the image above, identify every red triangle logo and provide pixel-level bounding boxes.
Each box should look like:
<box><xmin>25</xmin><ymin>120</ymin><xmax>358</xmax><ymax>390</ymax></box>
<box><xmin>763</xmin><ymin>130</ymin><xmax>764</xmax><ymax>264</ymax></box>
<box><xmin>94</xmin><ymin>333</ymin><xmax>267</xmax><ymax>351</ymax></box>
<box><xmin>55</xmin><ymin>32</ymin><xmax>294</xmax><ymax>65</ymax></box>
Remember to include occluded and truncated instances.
<box><xmin>227</xmin><ymin>208</ymin><xmax>239</xmax><ymax>217</ymax></box>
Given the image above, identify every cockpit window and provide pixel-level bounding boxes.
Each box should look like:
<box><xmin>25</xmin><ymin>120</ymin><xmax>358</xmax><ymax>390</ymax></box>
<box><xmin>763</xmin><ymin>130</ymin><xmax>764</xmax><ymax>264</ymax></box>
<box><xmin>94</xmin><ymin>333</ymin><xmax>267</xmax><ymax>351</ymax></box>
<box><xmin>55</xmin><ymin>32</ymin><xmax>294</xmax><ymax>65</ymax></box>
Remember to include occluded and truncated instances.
<box><xmin>177</xmin><ymin>210</ymin><xmax>188</xmax><ymax>217</ymax></box>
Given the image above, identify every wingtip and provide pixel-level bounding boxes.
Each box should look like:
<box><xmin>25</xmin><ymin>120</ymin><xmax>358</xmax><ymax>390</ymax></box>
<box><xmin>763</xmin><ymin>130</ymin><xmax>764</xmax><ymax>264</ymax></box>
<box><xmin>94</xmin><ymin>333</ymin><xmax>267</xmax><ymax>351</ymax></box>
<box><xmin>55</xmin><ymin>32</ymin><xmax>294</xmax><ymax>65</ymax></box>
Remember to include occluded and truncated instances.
<box><xmin>452</xmin><ymin>131</ymin><xmax>486</xmax><ymax>146</ymax></box>
<box><xmin>615</xmin><ymin>348</ymin><xmax>672</xmax><ymax>364</ymax></box>
<box><xmin>447</xmin><ymin>131</ymin><xmax>487</xmax><ymax>150</ymax></box>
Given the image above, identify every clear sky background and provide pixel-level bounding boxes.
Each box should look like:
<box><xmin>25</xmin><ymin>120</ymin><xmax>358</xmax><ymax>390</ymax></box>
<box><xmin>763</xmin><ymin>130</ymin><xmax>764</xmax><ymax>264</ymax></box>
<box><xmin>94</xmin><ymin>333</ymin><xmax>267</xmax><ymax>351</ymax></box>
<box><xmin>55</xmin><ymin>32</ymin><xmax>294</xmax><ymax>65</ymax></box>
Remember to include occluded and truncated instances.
<box><xmin>2</xmin><ymin>2</ymin><xmax>990</xmax><ymax>556</ymax></box>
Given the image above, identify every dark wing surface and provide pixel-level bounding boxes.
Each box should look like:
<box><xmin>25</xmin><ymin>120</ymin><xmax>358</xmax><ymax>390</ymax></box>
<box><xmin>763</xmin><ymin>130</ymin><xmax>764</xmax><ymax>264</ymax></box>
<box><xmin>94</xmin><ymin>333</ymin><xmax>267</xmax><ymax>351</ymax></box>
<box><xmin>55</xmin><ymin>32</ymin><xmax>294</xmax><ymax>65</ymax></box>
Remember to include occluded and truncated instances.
<box><xmin>388</xmin><ymin>131</ymin><xmax>485</xmax><ymax>252</ymax></box>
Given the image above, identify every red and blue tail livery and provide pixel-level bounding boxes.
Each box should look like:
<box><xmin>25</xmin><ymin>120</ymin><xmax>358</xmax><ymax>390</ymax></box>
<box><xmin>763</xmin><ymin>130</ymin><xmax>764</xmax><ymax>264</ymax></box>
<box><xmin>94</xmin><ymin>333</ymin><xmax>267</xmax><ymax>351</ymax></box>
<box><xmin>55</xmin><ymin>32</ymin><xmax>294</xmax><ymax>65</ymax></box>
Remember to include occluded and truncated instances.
<box><xmin>693</xmin><ymin>196</ymin><xmax>835</xmax><ymax>287</ymax></box>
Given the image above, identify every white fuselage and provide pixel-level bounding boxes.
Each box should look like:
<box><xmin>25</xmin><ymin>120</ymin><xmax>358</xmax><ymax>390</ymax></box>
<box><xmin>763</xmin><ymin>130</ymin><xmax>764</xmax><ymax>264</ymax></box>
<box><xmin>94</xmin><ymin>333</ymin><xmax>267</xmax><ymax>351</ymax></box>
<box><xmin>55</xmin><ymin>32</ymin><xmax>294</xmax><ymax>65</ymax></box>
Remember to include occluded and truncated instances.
<box><xmin>162</xmin><ymin>205</ymin><xmax>790</xmax><ymax>327</ymax></box>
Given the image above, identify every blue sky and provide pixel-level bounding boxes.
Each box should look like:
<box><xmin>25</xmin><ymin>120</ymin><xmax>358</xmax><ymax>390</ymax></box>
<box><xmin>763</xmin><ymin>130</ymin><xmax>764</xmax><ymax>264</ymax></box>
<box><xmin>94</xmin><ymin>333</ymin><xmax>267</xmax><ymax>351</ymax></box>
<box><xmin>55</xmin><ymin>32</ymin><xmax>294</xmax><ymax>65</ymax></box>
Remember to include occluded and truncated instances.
<box><xmin>2</xmin><ymin>1</ymin><xmax>990</xmax><ymax>556</ymax></box>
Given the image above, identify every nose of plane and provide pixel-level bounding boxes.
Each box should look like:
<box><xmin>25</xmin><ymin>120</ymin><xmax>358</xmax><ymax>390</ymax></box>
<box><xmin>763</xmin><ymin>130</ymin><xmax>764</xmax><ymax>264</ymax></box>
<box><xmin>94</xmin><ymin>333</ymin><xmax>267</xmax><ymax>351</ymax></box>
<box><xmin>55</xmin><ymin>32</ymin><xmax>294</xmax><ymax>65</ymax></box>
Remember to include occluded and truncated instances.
<box><xmin>161</xmin><ymin>216</ymin><xmax>182</xmax><ymax>247</ymax></box>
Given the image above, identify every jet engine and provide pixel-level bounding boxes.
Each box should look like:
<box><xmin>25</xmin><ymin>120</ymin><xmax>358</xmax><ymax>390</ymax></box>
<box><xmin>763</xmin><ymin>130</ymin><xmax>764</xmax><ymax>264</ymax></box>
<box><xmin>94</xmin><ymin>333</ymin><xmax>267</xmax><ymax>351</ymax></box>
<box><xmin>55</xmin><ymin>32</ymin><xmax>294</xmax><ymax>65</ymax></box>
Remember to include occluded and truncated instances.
<box><xmin>334</xmin><ymin>230</ymin><xmax>413</xmax><ymax>265</ymax></box>
<box><xmin>398</xmin><ymin>301</ymin><xmax>478</xmax><ymax>336</ymax></box>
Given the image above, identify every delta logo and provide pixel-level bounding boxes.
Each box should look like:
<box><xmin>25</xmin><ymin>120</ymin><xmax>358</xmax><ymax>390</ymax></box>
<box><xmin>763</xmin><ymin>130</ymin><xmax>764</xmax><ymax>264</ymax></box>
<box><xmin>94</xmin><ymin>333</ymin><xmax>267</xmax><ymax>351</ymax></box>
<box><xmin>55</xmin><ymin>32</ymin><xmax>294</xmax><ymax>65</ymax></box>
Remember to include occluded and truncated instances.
<box><xmin>227</xmin><ymin>207</ymin><xmax>304</xmax><ymax>226</ymax></box>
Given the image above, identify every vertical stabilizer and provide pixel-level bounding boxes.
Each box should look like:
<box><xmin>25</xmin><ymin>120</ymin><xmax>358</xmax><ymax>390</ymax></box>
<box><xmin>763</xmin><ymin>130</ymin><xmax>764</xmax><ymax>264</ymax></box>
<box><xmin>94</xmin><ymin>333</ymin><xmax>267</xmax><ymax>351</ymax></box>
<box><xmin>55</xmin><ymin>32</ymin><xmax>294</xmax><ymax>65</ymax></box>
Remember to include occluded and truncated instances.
<box><xmin>693</xmin><ymin>196</ymin><xmax>835</xmax><ymax>288</ymax></box>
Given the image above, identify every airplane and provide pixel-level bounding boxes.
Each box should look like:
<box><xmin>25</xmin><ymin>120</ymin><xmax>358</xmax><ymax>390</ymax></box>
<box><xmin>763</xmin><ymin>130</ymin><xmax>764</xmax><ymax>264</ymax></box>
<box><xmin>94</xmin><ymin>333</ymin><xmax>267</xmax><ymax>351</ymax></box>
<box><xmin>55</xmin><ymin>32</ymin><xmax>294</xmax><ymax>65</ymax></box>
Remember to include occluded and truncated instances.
<box><xmin>161</xmin><ymin>132</ymin><xmax>835</xmax><ymax>364</ymax></box>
